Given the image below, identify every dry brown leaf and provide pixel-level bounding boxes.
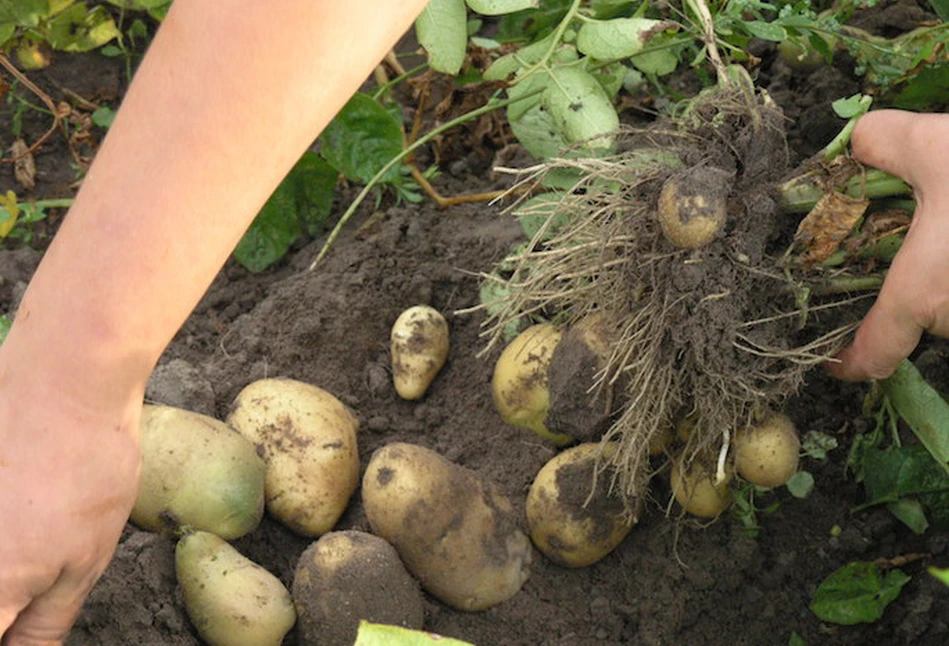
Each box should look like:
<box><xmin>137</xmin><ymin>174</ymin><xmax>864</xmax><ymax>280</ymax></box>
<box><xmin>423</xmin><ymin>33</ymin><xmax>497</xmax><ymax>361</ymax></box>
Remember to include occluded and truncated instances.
<box><xmin>794</xmin><ymin>191</ymin><xmax>869</xmax><ymax>264</ymax></box>
<box><xmin>10</xmin><ymin>138</ymin><xmax>36</xmax><ymax>191</ymax></box>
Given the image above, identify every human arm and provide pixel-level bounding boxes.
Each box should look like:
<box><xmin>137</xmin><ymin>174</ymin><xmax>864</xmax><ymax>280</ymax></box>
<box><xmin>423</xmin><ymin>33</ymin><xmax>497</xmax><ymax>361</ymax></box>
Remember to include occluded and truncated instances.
<box><xmin>0</xmin><ymin>0</ymin><xmax>428</xmax><ymax>643</ymax></box>
<box><xmin>828</xmin><ymin>110</ymin><xmax>949</xmax><ymax>381</ymax></box>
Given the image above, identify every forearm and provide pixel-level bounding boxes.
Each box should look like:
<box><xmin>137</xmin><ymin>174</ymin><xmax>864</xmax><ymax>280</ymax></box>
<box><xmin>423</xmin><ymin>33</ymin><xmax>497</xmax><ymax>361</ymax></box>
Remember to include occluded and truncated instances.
<box><xmin>1</xmin><ymin>0</ymin><xmax>427</xmax><ymax>414</ymax></box>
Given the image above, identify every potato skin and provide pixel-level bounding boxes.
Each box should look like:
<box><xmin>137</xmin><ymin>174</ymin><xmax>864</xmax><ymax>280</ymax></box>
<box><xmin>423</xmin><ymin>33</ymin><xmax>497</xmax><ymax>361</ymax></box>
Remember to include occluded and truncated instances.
<box><xmin>657</xmin><ymin>167</ymin><xmax>730</xmax><ymax>249</ymax></box>
<box><xmin>735</xmin><ymin>413</ymin><xmax>800</xmax><ymax>488</ymax></box>
<box><xmin>227</xmin><ymin>378</ymin><xmax>359</xmax><ymax>536</ymax></box>
<box><xmin>527</xmin><ymin>443</ymin><xmax>636</xmax><ymax>567</ymax></box>
<box><xmin>292</xmin><ymin>531</ymin><xmax>424</xmax><ymax>646</ymax></box>
<box><xmin>132</xmin><ymin>404</ymin><xmax>266</xmax><ymax>539</ymax></box>
<box><xmin>491</xmin><ymin>323</ymin><xmax>570</xmax><ymax>445</ymax></box>
<box><xmin>176</xmin><ymin>530</ymin><xmax>296</xmax><ymax>646</ymax></box>
<box><xmin>670</xmin><ymin>459</ymin><xmax>732</xmax><ymax>518</ymax></box>
<box><xmin>362</xmin><ymin>442</ymin><xmax>532</xmax><ymax>611</ymax></box>
<box><xmin>390</xmin><ymin>305</ymin><xmax>450</xmax><ymax>400</ymax></box>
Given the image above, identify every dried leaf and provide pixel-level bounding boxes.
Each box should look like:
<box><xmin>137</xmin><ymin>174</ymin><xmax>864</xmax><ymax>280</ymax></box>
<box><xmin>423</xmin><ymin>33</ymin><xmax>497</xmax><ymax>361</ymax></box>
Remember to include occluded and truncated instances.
<box><xmin>794</xmin><ymin>191</ymin><xmax>869</xmax><ymax>264</ymax></box>
<box><xmin>10</xmin><ymin>139</ymin><xmax>36</xmax><ymax>191</ymax></box>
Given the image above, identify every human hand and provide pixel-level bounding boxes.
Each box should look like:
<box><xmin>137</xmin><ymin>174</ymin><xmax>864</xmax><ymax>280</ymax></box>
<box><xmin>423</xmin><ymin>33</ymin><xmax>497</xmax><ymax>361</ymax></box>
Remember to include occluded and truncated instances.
<box><xmin>0</xmin><ymin>373</ymin><xmax>141</xmax><ymax>645</ymax></box>
<box><xmin>827</xmin><ymin>110</ymin><xmax>949</xmax><ymax>381</ymax></box>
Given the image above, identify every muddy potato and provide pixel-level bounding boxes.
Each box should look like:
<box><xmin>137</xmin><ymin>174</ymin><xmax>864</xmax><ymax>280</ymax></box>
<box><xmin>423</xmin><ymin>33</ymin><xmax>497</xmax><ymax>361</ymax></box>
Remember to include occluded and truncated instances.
<box><xmin>227</xmin><ymin>378</ymin><xmax>359</xmax><ymax>536</ymax></box>
<box><xmin>735</xmin><ymin>413</ymin><xmax>800</xmax><ymax>488</ymax></box>
<box><xmin>670</xmin><ymin>458</ymin><xmax>732</xmax><ymax>518</ymax></box>
<box><xmin>132</xmin><ymin>404</ymin><xmax>266</xmax><ymax>539</ymax></box>
<box><xmin>292</xmin><ymin>531</ymin><xmax>424</xmax><ymax>646</ymax></box>
<box><xmin>390</xmin><ymin>305</ymin><xmax>450</xmax><ymax>400</ymax></box>
<box><xmin>362</xmin><ymin>442</ymin><xmax>532</xmax><ymax>611</ymax></box>
<box><xmin>492</xmin><ymin>323</ymin><xmax>570</xmax><ymax>445</ymax></box>
<box><xmin>527</xmin><ymin>443</ymin><xmax>637</xmax><ymax>567</ymax></box>
<box><xmin>176</xmin><ymin>530</ymin><xmax>296</xmax><ymax>646</ymax></box>
<box><xmin>657</xmin><ymin>166</ymin><xmax>732</xmax><ymax>249</ymax></box>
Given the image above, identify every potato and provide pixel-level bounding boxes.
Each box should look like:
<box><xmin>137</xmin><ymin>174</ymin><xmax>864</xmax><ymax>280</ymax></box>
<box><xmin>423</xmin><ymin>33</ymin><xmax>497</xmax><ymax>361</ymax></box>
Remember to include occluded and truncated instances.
<box><xmin>227</xmin><ymin>378</ymin><xmax>359</xmax><ymax>536</ymax></box>
<box><xmin>670</xmin><ymin>458</ymin><xmax>732</xmax><ymax>518</ymax></box>
<box><xmin>362</xmin><ymin>442</ymin><xmax>532</xmax><ymax>611</ymax></box>
<box><xmin>132</xmin><ymin>404</ymin><xmax>265</xmax><ymax>539</ymax></box>
<box><xmin>390</xmin><ymin>305</ymin><xmax>450</xmax><ymax>400</ymax></box>
<box><xmin>735</xmin><ymin>413</ymin><xmax>800</xmax><ymax>488</ymax></box>
<box><xmin>527</xmin><ymin>443</ymin><xmax>636</xmax><ymax>567</ymax></box>
<box><xmin>657</xmin><ymin>166</ymin><xmax>731</xmax><ymax>249</ymax></box>
<box><xmin>176</xmin><ymin>530</ymin><xmax>296</xmax><ymax>646</ymax></box>
<box><xmin>491</xmin><ymin>323</ymin><xmax>570</xmax><ymax>445</ymax></box>
<box><xmin>292</xmin><ymin>531</ymin><xmax>424</xmax><ymax>646</ymax></box>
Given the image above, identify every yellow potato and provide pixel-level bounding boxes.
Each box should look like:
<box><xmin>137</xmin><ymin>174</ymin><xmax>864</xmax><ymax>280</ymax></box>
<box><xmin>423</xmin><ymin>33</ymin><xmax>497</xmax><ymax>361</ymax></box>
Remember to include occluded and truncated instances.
<box><xmin>491</xmin><ymin>323</ymin><xmax>570</xmax><ymax>445</ymax></box>
<box><xmin>735</xmin><ymin>413</ymin><xmax>800</xmax><ymax>488</ymax></box>
<box><xmin>176</xmin><ymin>530</ymin><xmax>296</xmax><ymax>646</ymax></box>
<box><xmin>227</xmin><ymin>378</ymin><xmax>359</xmax><ymax>536</ymax></box>
<box><xmin>657</xmin><ymin>167</ymin><xmax>730</xmax><ymax>249</ymax></box>
<box><xmin>527</xmin><ymin>443</ymin><xmax>636</xmax><ymax>567</ymax></box>
<box><xmin>390</xmin><ymin>305</ymin><xmax>450</xmax><ymax>400</ymax></box>
<box><xmin>362</xmin><ymin>442</ymin><xmax>532</xmax><ymax>611</ymax></box>
<box><xmin>132</xmin><ymin>404</ymin><xmax>265</xmax><ymax>540</ymax></box>
<box><xmin>670</xmin><ymin>458</ymin><xmax>732</xmax><ymax>518</ymax></box>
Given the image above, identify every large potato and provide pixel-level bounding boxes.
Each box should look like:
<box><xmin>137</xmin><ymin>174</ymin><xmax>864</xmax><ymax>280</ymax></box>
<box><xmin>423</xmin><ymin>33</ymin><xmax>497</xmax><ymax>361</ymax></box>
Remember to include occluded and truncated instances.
<box><xmin>132</xmin><ymin>404</ymin><xmax>265</xmax><ymax>539</ymax></box>
<box><xmin>670</xmin><ymin>457</ymin><xmax>732</xmax><ymax>518</ymax></box>
<box><xmin>292</xmin><ymin>531</ymin><xmax>424</xmax><ymax>646</ymax></box>
<box><xmin>227</xmin><ymin>378</ymin><xmax>359</xmax><ymax>536</ymax></box>
<box><xmin>362</xmin><ymin>442</ymin><xmax>532</xmax><ymax>611</ymax></box>
<box><xmin>176</xmin><ymin>530</ymin><xmax>296</xmax><ymax>646</ymax></box>
<box><xmin>735</xmin><ymin>412</ymin><xmax>800</xmax><ymax>488</ymax></box>
<box><xmin>527</xmin><ymin>443</ymin><xmax>637</xmax><ymax>567</ymax></box>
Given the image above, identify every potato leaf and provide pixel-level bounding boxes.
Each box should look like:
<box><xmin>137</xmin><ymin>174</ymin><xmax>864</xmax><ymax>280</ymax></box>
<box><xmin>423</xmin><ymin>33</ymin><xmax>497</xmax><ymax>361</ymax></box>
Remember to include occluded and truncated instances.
<box><xmin>930</xmin><ymin>566</ymin><xmax>949</xmax><ymax>587</ymax></box>
<box><xmin>742</xmin><ymin>20</ymin><xmax>787</xmax><ymax>42</ymax></box>
<box><xmin>543</xmin><ymin>66</ymin><xmax>618</xmax><ymax>154</ymax></box>
<box><xmin>0</xmin><ymin>314</ymin><xmax>11</xmax><ymax>345</ymax></box>
<box><xmin>354</xmin><ymin>621</ymin><xmax>475</xmax><ymax>646</ymax></box>
<box><xmin>881</xmin><ymin>359</ymin><xmax>949</xmax><ymax>473</ymax></box>
<box><xmin>576</xmin><ymin>18</ymin><xmax>677</xmax><ymax>61</ymax></box>
<box><xmin>416</xmin><ymin>0</ymin><xmax>468</xmax><ymax>75</ymax></box>
<box><xmin>810</xmin><ymin>562</ymin><xmax>910</xmax><ymax>625</ymax></box>
<box><xmin>46</xmin><ymin>3</ymin><xmax>120</xmax><ymax>52</ymax></box>
<box><xmin>516</xmin><ymin>192</ymin><xmax>569</xmax><ymax>241</ymax></box>
<box><xmin>484</xmin><ymin>32</ymin><xmax>556</xmax><ymax>81</ymax></box>
<box><xmin>320</xmin><ymin>93</ymin><xmax>403</xmax><ymax>184</ymax></box>
<box><xmin>0</xmin><ymin>0</ymin><xmax>48</xmax><ymax>28</ymax></box>
<box><xmin>466</xmin><ymin>0</ymin><xmax>538</xmax><ymax>15</ymax></box>
<box><xmin>886</xmin><ymin>498</ymin><xmax>929</xmax><ymax>535</ymax></box>
<box><xmin>234</xmin><ymin>152</ymin><xmax>336</xmax><ymax>273</ymax></box>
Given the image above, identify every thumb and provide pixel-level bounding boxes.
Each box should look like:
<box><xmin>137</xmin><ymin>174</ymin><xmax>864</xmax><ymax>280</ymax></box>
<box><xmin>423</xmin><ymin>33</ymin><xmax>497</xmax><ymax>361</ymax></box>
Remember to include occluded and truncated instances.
<box><xmin>851</xmin><ymin>110</ymin><xmax>941</xmax><ymax>189</ymax></box>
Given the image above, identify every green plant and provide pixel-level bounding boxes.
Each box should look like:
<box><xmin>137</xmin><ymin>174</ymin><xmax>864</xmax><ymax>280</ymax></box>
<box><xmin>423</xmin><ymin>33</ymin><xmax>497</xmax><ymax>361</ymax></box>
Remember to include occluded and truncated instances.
<box><xmin>810</xmin><ymin>561</ymin><xmax>910</xmax><ymax>625</ymax></box>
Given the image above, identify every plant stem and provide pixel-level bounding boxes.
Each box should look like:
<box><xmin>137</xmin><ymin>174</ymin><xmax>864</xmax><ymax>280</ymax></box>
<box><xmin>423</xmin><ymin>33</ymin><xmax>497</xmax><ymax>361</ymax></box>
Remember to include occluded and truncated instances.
<box><xmin>821</xmin><ymin>95</ymin><xmax>872</xmax><ymax>161</ymax></box>
<box><xmin>779</xmin><ymin>169</ymin><xmax>911</xmax><ymax>214</ymax></box>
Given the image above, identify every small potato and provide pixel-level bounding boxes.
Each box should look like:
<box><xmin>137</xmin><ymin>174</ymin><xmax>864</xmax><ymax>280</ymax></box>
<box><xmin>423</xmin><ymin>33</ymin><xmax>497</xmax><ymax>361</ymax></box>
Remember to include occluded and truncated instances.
<box><xmin>227</xmin><ymin>378</ymin><xmax>359</xmax><ymax>537</ymax></box>
<box><xmin>670</xmin><ymin>458</ymin><xmax>732</xmax><ymax>518</ymax></box>
<box><xmin>132</xmin><ymin>404</ymin><xmax>266</xmax><ymax>540</ymax></box>
<box><xmin>657</xmin><ymin>166</ymin><xmax>731</xmax><ymax>249</ymax></box>
<box><xmin>176</xmin><ymin>530</ymin><xmax>296</xmax><ymax>646</ymax></box>
<box><xmin>735</xmin><ymin>413</ymin><xmax>800</xmax><ymax>488</ymax></box>
<box><xmin>390</xmin><ymin>305</ymin><xmax>450</xmax><ymax>400</ymax></box>
<box><xmin>362</xmin><ymin>442</ymin><xmax>532</xmax><ymax>611</ymax></box>
<box><xmin>292</xmin><ymin>531</ymin><xmax>424</xmax><ymax>646</ymax></box>
<box><xmin>527</xmin><ymin>443</ymin><xmax>637</xmax><ymax>567</ymax></box>
<box><xmin>492</xmin><ymin>323</ymin><xmax>570</xmax><ymax>445</ymax></box>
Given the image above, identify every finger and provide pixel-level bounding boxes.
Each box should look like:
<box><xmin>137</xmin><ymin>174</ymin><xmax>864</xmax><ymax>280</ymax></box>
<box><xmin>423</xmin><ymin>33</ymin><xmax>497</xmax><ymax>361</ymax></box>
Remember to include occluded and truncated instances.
<box><xmin>827</xmin><ymin>297</ymin><xmax>923</xmax><ymax>381</ymax></box>
<box><xmin>2</xmin><ymin>567</ymin><xmax>100</xmax><ymax>646</ymax></box>
<box><xmin>851</xmin><ymin>110</ymin><xmax>938</xmax><ymax>187</ymax></box>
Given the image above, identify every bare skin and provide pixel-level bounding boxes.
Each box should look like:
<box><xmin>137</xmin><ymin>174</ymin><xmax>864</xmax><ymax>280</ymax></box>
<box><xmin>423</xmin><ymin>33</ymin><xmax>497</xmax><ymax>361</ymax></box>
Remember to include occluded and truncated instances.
<box><xmin>828</xmin><ymin>110</ymin><xmax>949</xmax><ymax>382</ymax></box>
<box><xmin>0</xmin><ymin>1</ymin><xmax>428</xmax><ymax>643</ymax></box>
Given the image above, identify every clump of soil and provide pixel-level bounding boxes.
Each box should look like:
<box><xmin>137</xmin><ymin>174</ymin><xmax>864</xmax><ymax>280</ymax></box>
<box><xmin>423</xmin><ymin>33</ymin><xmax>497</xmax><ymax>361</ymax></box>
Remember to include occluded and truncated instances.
<box><xmin>484</xmin><ymin>83</ymin><xmax>859</xmax><ymax>500</ymax></box>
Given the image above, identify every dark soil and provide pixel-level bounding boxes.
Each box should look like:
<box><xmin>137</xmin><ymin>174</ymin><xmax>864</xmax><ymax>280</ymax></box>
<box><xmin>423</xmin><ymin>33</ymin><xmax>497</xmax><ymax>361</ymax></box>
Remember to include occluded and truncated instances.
<box><xmin>1</xmin><ymin>3</ymin><xmax>947</xmax><ymax>645</ymax></box>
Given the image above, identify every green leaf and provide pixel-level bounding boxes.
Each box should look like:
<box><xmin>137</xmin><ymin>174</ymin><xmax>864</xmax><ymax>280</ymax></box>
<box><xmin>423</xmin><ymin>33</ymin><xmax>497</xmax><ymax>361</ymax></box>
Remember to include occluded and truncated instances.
<box><xmin>831</xmin><ymin>94</ymin><xmax>873</xmax><ymax>120</ymax></box>
<box><xmin>886</xmin><ymin>498</ymin><xmax>930</xmax><ymax>534</ymax></box>
<box><xmin>483</xmin><ymin>32</ymin><xmax>555</xmax><ymax>81</ymax></box>
<box><xmin>234</xmin><ymin>152</ymin><xmax>337</xmax><ymax>272</ymax></box>
<box><xmin>881</xmin><ymin>359</ymin><xmax>949</xmax><ymax>472</ymax></box>
<box><xmin>416</xmin><ymin>0</ymin><xmax>468</xmax><ymax>75</ymax></box>
<box><xmin>930</xmin><ymin>566</ymin><xmax>949</xmax><ymax>587</ymax></box>
<box><xmin>0</xmin><ymin>24</ymin><xmax>16</xmax><ymax>48</ymax></box>
<box><xmin>928</xmin><ymin>0</ymin><xmax>949</xmax><ymax>21</ymax></box>
<box><xmin>516</xmin><ymin>192</ymin><xmax>569</xmax><ymax>240</ymax></box>
<box><xmin>102</xmin><ymin>0</ymin><xmax>169</xmax><ymax>9</ymax></box>
<box><xmin>46</xmin><ymin>3</ymin><xmax>120</xmax><ymax>52</ymax></box>
<box><xmin>354</xmin><ymin>621</ymin><xmax>476</xmax><ymax>646</ymax></box>
<box><xmin>320</xmin><ymin>93</ymin><xmax>404</xmax><ymax>184</ymax></box>
<box><xmin>788</xmin><ymin>631</ymin><xmax>807</xmax><ymax>646</ymax></box>
<box><xmin>0</xmin><ymin>314</ymin><xmax>12</xmax><ymax>346</ymax></box>
<box><xmin>810</xmin><ymin>562</ymin><xmax>910</xmax><ymax>625</ymax></box>
<box><xmin>509</xmin><ymin>100</ymin><xmax>569</xmax><ymax>158</ymax></box>
<box><xmin>786</xmin><ymin>470</ymin><xmax>814</xmax><ymax>499</ymax></box>
<box><xmin>0</xmin><ymin>0</ymin><xmax>49</xmax><ymax>28</ymax></box>
<box><xmin>891</xmin><ymin>64</ymin><xmax>949</xmax><ymax>111</ymax></box>
<box><xmin>743</xmin><ymin>20</ymin><xmax>788</xmax><ymax>42</ymax></box>
<box><xmin>802</xmin><ymin>431</ymin><xmax>838</xmax><ymax>460</ymax></box>
<box><xmin>466</xmin><ymin>0</ymin><xmax>538</xmax><ymax>15</ymax></box>
<box><xmin>91</xmin><ymin>106</ymin><xmax>115</xmax><ymax>129</ymax></box>
<box><xmin>543</xmin><ymin>65</ymin><xmax>619</xmax><ymax>154</ymax></box>
<box><xmin>630</xmin><ymin>38</ymin><xmax>680</xmax><ymax>76</ymax></box>
<box><xmin>576</xmin><ymin>18</ymin><xmax>675</xmax><ymax>61</ymax></box>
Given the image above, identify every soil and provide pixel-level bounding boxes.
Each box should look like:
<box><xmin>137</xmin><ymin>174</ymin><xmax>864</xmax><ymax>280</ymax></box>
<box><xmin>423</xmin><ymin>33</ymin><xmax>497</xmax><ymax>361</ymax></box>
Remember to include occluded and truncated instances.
<box><xmin>1</xmin><ymin>2</ymin><xmax>947</xmax><ymax>645</ymax></box>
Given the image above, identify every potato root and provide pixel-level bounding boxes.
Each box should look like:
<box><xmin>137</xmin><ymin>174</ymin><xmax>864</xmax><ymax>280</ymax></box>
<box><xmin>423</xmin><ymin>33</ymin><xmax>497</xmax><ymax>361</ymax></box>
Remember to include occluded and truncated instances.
<box><xmin>527</xmin><ymin>443</ymin><xmax>636</xmax><ymax>567</ymax></box>
<box><xmin>132</xmin><ymin>404</ymin><xmax>265</xmax><ymax>539</ymax></box>
<box><xmin>292</xmin><ymin>531</ymin><xmax>424</xmax><ymax>646</ymax></box>
<box><xmin>390</xmin><ymin>305</ymin><xmax>450</xmax><ymax>400</ymax></box>
<box><xmin>735</xmin><ymin>413</ymin><xmax>800</xmax><ymax>488</ymax></box>
<box><xmin>362</xmin><ymin>442</ymin><xmax>532</xmax><ymax>611</ymax></box>
<box><xmin>227</xmin><ymin>378</ymin><xmax>359</xmax><ymax>536</ymax></box>
<box><xmin>176</xmin><ymin>530</ymin><xmax>296</xmax><ymax>646</ymax></box>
